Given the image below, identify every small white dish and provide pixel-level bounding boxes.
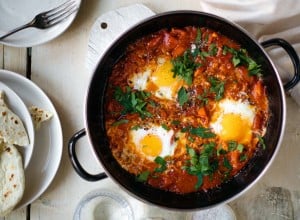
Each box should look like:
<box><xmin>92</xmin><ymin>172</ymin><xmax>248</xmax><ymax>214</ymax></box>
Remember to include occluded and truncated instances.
<box><xmin>0</xmin><ymin>0</ymin><xmax>81</xmax><ymax>47</ymax></box>
<box><xmin>0</xmin><ymin>81</ymin><xmax>34</xmax><ymax>169</ymax></box>
<box><xmin>74</xmin><ymin>189</ymin><xmax>134</xmax><ymax>220</ymax></box>
<box><xmin>0</xmin><ymin>69</ymin><xmax>63</xmax><ymax>209</ymax></box>
<box><xmin>186</xmin><ymin>204</ymin><xmax>236</xmax><ymax>220</ymax></box>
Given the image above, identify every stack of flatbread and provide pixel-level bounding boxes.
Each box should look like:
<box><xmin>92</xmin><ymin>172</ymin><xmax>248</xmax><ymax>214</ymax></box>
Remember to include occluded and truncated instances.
<box><xmin>0</xmin><ymin>90</ymin><xmax>54</xmax><ymax>216</ymax></box>
<box><xmin>0</xmin><ymin>91</ymin><xmax>28</xmax><ymax>216</ymax></box>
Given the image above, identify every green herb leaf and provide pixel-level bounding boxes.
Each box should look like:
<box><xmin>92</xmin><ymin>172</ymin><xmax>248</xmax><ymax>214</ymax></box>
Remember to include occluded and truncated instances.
<box><xmin>188</xmin><ymin>126</ymin><xmax>216</xmax><ymax>138</ymax></box>
<box><xmin>209</xmin><ymin>77</ymin><xmax>225</xmax><ymax>101</ymax></box>
<box><xmin>171</xmin><ymin>120</ymin><xmax>180</xmax><ymax>125</ymax></box>
<box><xmin>258</xmin><ymin>135</ymin><xmax>266</xmax><ymax>150</ymax></box>
<box><xmin>113</xmin><ymin>86</ymin><xmax>152</xmax><ymax>118</ymax></box>
<box><xmin>217</xmin><ymin>147</ymin><xmax>227</xmax><ymax>156</ymax></box>
<box><xmin>183</xmin><ymin>143</ymin><xmax>218</xmax><ymax>189</ymax></box>
<box><xmin>208</xmin><ymin>43</ymin><xmax>218</xmax><ymax>56</ymax></box>
<box><xmin>111</xmin><ymin>119</ymin><xmax>129</xmax><ymax>126</ymax></box>
<box><xmin>195</xmin><ymin>28</ymin><xmax>202</xmax><ymax>44</ymax></box>
<box><xmin>171</xmin><ymin>50</ymin><xmax>200</xmax><ymax>85</ymax></box>
<box><xmin>239</xmin><ymin>154</ymin><xmax>247</xmax><ymax>162</ymax></box>
<box><xmin>228</xmin><ymin>141</ymin><xmax>238</xmax><ymax>151</ymax></box>
<box><xmin>237</xmin><ymin>144</ymin><xmax>244</xmax><ymax>153</ymax></box>
<box><xmin>223</xmin><ymin>157</ymin><xmax>233</xmax><ymax>170</ymax></box>
<box><xmin>154</xmin><ymin>156</ymin><xmax>167</xmax><ymax>173</ymax></box>
<box><xmin>178</xmin><ymin>87</ymin><xmax>189</xmax><ymax>106</ymax></box>
<box><xmin>195</xmin><ymin>174</ymin><xmax>203</xmax><ymax>190</ymax></box>
<box><xmin>223</xmin><ymin>45</ymin><xmax>262</xmax><ymax>76</ymax></box>
<box><xmin>197</xmin><ymin>89</ymin><xmax>209</xmax><ymax>105</ymax></box>
<box><xmin>161</xmin><ymin>123</ymin><xmax>170</xmax><ymax>131</ymax></box>
<box><xmin>131</xmin><ymin>125</ymin><xmax>141</xmax><ymax>130</ymax></box>
<box><xmin>136</xmin><ymin>171</ymin><xmax>150</xmax><ymax>182</ymax></box>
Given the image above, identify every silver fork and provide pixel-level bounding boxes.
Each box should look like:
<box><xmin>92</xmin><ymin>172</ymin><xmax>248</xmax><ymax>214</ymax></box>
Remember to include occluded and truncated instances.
<box><xmin>0</xmin><ymin>0</ymin><xmax>78</xmax><ymax>40</ymax></box>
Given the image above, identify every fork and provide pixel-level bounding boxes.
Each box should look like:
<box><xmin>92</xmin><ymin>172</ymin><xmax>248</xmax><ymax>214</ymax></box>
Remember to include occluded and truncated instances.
<box><xmin>0</xmin><ymin>0</ymin><xmax>78</xmax><ymax>40</ymax></box>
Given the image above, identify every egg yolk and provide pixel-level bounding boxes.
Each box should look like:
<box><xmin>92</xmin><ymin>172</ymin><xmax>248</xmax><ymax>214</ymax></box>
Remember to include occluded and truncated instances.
<box><xmin>220</xmin><ymin>113</ymin><xmax>252</xmax><ymax>144</ymax></box>
<box><xmin>140</xmin><ymin>134</ymin><xmax>162</xmax><ymax>157</ymax></box>
<box><xmin>149</xmin><ymin>60</ymin><xmax>184</xmax><ymax>95</ymax></box>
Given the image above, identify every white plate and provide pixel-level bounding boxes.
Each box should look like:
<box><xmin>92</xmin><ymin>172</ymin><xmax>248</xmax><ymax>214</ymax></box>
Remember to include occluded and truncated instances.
<box><xmin>0</xmin><ymin>81</ymin><xmax>35</xmax><ymax>169</ymax></box>
<box><xmin>0</xmin><ymin>69</ymin><xmax>63</xmax><ymax>209</ymax></box>
<box><xmin>0</xmin><ymin>0</ymin><xmax>81</xmax><ymax>47</ymax></box>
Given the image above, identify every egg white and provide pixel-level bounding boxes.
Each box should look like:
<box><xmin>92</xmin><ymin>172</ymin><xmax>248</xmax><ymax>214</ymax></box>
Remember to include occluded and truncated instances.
<box><xmin>130</xmin><ymin>125</ymin><xmax>177</xmax><ymax>160</ymax></box>
<box><xmin>210</xmin><ymin>99</ymin><xmax>255</xmax><ymax>142</ymax></box>
<box><xmin>128</xmin><ymin>57</ymin><xmax>184</xmax><ymax>101</ymax></box>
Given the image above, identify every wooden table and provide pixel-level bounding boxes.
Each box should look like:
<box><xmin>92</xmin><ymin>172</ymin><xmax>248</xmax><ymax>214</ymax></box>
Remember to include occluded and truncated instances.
<box><xmin>1</xmin><ymin>1</ymin><xmax>300</xmax><ymax>219</ymax></box>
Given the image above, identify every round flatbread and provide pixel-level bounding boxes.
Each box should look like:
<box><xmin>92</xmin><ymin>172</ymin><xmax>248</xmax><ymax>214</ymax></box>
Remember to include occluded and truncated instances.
<box><xmin>29</xmin><ymin>105</ymin><xmax>53</xmax><ymax>130</ymax></box>
<box><xmin>0</xmin><ymin>142</ymin><xmax>25</xmax><ymax>217</ymax></box>
<box><xmin>0</xmin><ymin>91</ymin><xmax>29</xmax><ymax>146</ymax></box>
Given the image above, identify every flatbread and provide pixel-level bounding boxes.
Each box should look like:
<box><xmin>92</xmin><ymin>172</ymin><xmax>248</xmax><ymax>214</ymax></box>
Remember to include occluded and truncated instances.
<box><xmin>0</xmin><ymin>91</ymin><xmax>29</xmax><ymax>146</ymax></box>
<box><xmin>0</xmin><ymin>141</ymin><xmax>25</xmax><ymax>217</ymax></box>
<box><xmin>29</xmin><ymin>105</ymin><xmax>53</xmax><ymax>130</ymax></box>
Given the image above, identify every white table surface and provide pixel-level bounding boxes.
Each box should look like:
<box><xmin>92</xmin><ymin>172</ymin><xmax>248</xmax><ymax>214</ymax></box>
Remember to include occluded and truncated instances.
<box><xmin>1</xmin><ymin>0</ymin><xmax>300</xmax><ymax>219</ymax></box>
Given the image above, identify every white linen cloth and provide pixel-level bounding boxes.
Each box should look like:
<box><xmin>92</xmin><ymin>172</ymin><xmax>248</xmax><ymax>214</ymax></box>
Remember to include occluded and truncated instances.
<box><xmin>87</xmin><ymin>1</ymin><xmax>300</xmax><ymax>105</ymax></box>
<box><xmin>198</xmin><ymin>0</ymin><xmax>300</xmax><ymax>105</ymax></box>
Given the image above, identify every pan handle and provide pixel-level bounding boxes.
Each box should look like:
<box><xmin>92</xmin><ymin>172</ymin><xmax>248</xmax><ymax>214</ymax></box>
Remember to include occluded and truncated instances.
<box><xmin>261</xmin><ymin>38</ymin><xmax>300</xmax><ymax>91</ymax></box>
<box><xmin>68</xmin><ymin>128</ymin><xmax>108</xmax><ymax>181</ymax></box>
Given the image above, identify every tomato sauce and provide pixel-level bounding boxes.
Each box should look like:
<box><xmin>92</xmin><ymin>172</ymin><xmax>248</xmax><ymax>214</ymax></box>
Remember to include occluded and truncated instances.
<box><xmin>105</xmin><ymin>26</ymin><xmax>269</xmax><ymax>194</ymax></box>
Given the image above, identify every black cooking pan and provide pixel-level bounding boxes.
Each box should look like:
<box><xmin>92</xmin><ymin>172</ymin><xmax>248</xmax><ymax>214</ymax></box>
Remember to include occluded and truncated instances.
<box><xmin>68</xmin><ymin>11</ymin><xmax>300</xmax><ymax>209</ymax></box>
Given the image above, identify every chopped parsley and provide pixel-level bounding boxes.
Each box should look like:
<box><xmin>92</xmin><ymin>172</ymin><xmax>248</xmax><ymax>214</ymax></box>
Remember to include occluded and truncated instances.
<box><xmin>154</xmin><ymin>156</ymin><xmax>167</xmax><ymax>173</ymax></box>
<box><xmin>172</xmin><ymin>50</ymin><xmax>200</xmax><ymax>85</ymax></box>
<box><xmin>258</xmin><ymin>135</ymin><xmax>266</xmax><ymax>150</ymax></box>
<box><xmin>182</xmin><ymin>143</ymin><xmax>218</xmax><ymax>189</ymax></box>
<box><xmin>171</xmin><ymin>120</ymin><xmax>181</xmax><ymax>125</ymax></box>
<box><xmin>181</xmin><ymin>126</ymin><xmax>216</xmax><ymax>139</ymax></box>
<box><xmin>227</xmin><ymin>140</ymin><xmax>244</xmax><ymax>152</ymax></box>
<box><xmin>161</xmin><ymin>123</ymin><xmax>170</xmax><ymax>131</ymax></box>
<box><xmin>136</xmin><ymin>171</ymin><xmax>150</xmax><ymax>182</ymax></box>
<box><xmin>208</xmin><ymin>77</ymin><xmax>225</xmax><ymax>101</ymax></box>
<box><xmin>178</xmin><ymin>86</ymin><xmax>189</xmax><ymax>106</ymax></box>
<box><xmin>208</xmin><ymin>43</ymin><xmax>218</xmax><ymax>56</ymax></box>
<box><xmin>113</xmin><ymin>86</ymin><xmax>152</xmax><ymax>118</ymax></box>
<box><xmin>223</xmin><ymin>46</ymin><xmax>262</xmax><ymax>76</ymax></box>
<box><xmin>111</xmin><ymin>119</ymin><xmax>129</xmax><ymax>126</ymax></box>
<box><xmin>223</xmin><ymin>157</ymin><xmax>233</xmax><ymax>170</ymax></box>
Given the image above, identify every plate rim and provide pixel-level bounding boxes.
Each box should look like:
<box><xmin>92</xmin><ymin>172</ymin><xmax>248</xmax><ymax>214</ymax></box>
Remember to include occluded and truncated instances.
<box><xmin>0</xmin><ymin>69</ymin><xmax>63</xmax><ymax>209</ymax></box>
<box><xmin>0</xmin><ymin>0</ymin><xmax>82</xmax><ymax>47</ymax></box>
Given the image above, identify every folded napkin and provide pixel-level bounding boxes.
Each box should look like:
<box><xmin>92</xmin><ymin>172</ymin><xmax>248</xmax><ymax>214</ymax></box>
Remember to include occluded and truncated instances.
<box><xmin>87</xmin><ymin>1</ymin><xmax>300</xmax><ymax>105</ymax></box>
<box><xmin>198</xmin><ymin>0</ymin><xmax>300</xmax><ymax>105</ymax></box>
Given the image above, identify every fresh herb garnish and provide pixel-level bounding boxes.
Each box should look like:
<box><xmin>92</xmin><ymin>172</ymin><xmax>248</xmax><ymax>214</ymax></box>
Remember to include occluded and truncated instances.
<box><xmin>239</xmin><ymin>154</ymin><xmax>247</xmax><ymax>162</ymax></box>
<box><xmin>197</xmin><ymin>89</ymin><xmax>209</xmax><ymax>106</ymax></box>
<box><xmin>131</xmin><ymin>125</ymin><xmax>142</xmax><ymax>130</ymax></box>
<box><xmin>182</xmin><ymin>143</ymin><xmax>218</xmax><ymax>189</ymax></box>
<box><xmin>136</xmin><ymin>170</ymin><xmax>150</xmax><ymax>182</ymax></box>
<box><xmin>178</xmin><ymin>86</ymin><xmax>189</xmax><ymax>106</ymax></box>
<box><xmin>223</xmin><ymin>157</ymin><xmax>233</xmax><ymax>170</ymax></box>
<box><xmin>223</xmin><ymin>46</ymin><xmax>262</xmax><ymax>76</ymax></box>
<box><xmin>228</xmin><ymin>141</ymin><xmax>244</xmax><ymax>153</ymax></box>
<box><xmin>236</xmin><ymin>144</ymin><xmax>244</xmax><ymax>153</ymax></box>
<box><xmin>154</xmin><ymin>156</ymin><xmax>167</xmax><ymax>173</ymax></box>
<box><xmin>209</xmin><ymin>77</ymin><xmax>225</xmax><ymax>101</ymax></box>
<box><xmin>181</xmin><ymin>126</ymin><xmax>216</xmax><ymax>139</ymax></box>
<box><xmin>195</xmin><ymin>28</ymin><xmax>202</xmax><ymax>44</ymax></box>
<box><xmin>161</xmin><ymin>123</ymin><xmax>170</xmax><ymax>131</ymax></box>
<box><xmin>171</xmin><ymin>120</ymin><xmax>180</xmax><ymax>125</ymax></box>
<box><xmin>228</xmin><ymin>141</ymin><xmax>238</xmax><ymax>151</ymax></box>
<box><xmin>113</xmin><ymin>86</ymin><xmax>152</xmax><ymax>118</ymax></box>
<box><xmin>208</xmin><ymin>43</ymin><xmax>218</xmax><ymax>56</ymax></box>
<box><xmin>217</xmin><ymin>147</ymin><xmax>227</xmax><ymax>156</ymax></box>
<box><xmin>111</xmin><ymin>119</ymin><xmax>129</xmax><ymax>126</ymax></box>
<box><xmin>258</xmin><ymin>135</ymin><xmax>266</xmax><ymax>150</ymax></box>
<box><xmin>172</xmin><ymin>50</ymin><xmax>200</xmax><ymax>85</ymax></box>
